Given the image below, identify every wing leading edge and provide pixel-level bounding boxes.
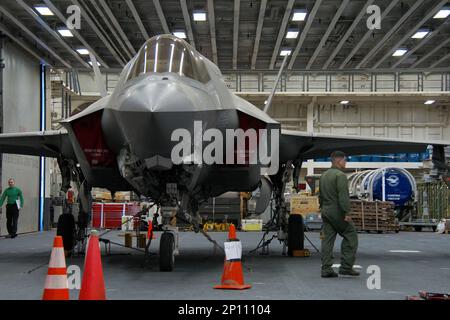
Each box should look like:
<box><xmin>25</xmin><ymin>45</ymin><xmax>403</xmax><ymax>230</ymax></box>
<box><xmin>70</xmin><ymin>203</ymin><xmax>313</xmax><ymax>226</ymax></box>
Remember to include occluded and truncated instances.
<box><xmin>0</xmin><ymin>130</ymin><xmax>75</xmax><ymax>159</ymax></box>
<box><xmin>280</xmin><ymin>130</ymin><xmax>450</xmax><ymax>163</ymax></box>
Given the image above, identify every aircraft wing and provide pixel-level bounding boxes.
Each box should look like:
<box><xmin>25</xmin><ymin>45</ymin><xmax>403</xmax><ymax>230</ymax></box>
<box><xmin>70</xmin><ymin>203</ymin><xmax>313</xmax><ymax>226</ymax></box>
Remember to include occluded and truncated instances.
<box><xmin>280</xmin><ymin>130</ymin><xmax>450</xmax><ymax>162</ymax></box>
<box><xmin>0</xmin><ymin>130</ymin><xmax>75</xmax><ymax>159</ymax></box>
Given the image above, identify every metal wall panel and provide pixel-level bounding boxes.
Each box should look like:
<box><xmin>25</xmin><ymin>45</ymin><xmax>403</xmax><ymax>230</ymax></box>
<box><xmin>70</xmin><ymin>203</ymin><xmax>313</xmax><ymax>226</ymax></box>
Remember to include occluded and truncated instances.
<box><xmin>314</xmin><ymin>103</ymin><xmax>449</xmax><ymax>141</ymax></box>
<box><xmin>1</xmin><ymin>42</ymin><xmax>40</xmax><ymax>235</ymax></box>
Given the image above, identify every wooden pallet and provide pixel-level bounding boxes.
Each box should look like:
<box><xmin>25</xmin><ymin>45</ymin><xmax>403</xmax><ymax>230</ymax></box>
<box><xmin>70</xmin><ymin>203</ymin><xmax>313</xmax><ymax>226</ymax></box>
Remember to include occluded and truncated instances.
<box><xmin>349</xmin><ymin>200</ymin><xmax>398</xmax><ymax>233</ymax></box>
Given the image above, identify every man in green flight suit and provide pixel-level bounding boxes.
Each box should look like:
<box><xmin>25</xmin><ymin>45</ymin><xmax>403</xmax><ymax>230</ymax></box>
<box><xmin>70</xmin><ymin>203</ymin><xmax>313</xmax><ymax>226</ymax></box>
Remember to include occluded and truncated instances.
<box><xmin>319</xmin><ymin>151</ymin><xmax>359</xmax><ymax>278</ymax></box>
<box><xmin>0</xmin><ymin>178</ymin><xmax>24</xmax><ymax>238</ymax></box>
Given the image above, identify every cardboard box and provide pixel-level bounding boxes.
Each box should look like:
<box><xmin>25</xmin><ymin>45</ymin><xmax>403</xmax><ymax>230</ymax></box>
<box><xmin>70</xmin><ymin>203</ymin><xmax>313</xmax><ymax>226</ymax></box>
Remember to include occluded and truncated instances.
<box><xmin>290</xmin><ymin>195</ymin><xmax>320</xmax><ymax>216</ymax></box>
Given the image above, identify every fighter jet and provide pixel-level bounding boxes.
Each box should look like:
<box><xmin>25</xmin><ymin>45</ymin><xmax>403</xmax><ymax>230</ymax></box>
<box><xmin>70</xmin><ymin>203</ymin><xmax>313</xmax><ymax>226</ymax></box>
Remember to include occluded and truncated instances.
<box><xmin>0</xmin><ymin>35</ymin><xmax>448</xmax><ymax>271</ymax></box>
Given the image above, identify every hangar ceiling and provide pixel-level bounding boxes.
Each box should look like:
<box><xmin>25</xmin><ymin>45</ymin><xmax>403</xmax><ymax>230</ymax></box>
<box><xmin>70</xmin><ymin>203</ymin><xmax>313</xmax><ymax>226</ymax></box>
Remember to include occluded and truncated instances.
<box><xmin>0</xmin><ymin>0</ymin><xmax>449</xmax><ymax>71</ymax></box>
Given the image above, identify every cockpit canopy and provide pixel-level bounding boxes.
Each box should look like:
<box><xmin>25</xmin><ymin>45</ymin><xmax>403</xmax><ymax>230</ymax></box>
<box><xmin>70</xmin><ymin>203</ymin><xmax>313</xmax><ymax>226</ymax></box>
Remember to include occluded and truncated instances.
<box><xmin>127</xmin><ymin>35</ymin><xmax>211</xmax><ymax>84</ymax></box>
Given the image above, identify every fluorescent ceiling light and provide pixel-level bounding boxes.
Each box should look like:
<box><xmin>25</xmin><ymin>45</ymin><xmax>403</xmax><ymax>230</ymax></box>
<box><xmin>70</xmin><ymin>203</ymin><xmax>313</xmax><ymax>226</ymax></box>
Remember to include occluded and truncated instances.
<box><xmin>412</xmin><ymin>29</ymin><xmax>430</xmax><ymax>39</ymax></box>
<box><xmin>280</xmin><ymin>49</ymin><xmax>292</xmax><ymax>56</ymax></box>
<box><xmin>392</xmin><ymin>48</ymin><xmax>408</xmax><ymax>56</ymax></box>
<box><xmin>433</xmin><ymin>8</ymin><xmax>450</xmax><ymax>19</ymax></box>
<box><xmin>286</xmin><ymin>30</ymin><xmax>299</xmax><ymax>39</ymax></box>
<box><xmin>292</xmin><ymin>9</ymin><xmax>307</xmax><ymax>21</ymax></box>
<box><xmin>424</xmin><ymin>100</ymin><xmax>435</xmax><ymax>105</ymax></box>
<box><xmin>58</xmin><ymin>28</ymin><xmax>73</xmax><ymax>37</ymax></box>
<box><xmin>34</xmin><ymin>6</ymin><xmax>54</xmax><ymax>16</ymax></box>
<box><xmin>193</xmin><ymin>12</ymin><xmax>207</xmax><ymax>21</ymax></box>
<box><xmin>89</xmin><ymin>61</ymin><xmax>101</xmax><ymax>67</ymax></box>
<box><xmin>340</xmin><ymin>100</ymin><xmax>349</xmax><ymax>104</ymax></box>
<box><xmin>76</xmin><ymin>48</ymin><xmax>90</xmax><ymax>55</ymax></box>
<box><xmin>173</xmin><ymin>31</ymin><xmax>187</xmax><ymax>39</ymax></box>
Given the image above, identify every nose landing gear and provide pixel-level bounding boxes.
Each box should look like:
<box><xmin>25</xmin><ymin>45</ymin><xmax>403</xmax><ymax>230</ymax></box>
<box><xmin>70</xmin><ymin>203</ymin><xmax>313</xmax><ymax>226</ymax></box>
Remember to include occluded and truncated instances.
<box><xmin>159</xmin><ymin>206</ymin><xmax>180</xmax><ymax>272</ymax></box>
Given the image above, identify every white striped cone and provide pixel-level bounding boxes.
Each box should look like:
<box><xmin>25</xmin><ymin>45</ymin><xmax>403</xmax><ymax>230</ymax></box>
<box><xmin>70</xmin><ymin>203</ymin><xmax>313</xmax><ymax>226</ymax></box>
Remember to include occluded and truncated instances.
<box><xmin>42</xmin><ymin>236</ymin><xmax>69</xmax><ymax>300</ymax></box>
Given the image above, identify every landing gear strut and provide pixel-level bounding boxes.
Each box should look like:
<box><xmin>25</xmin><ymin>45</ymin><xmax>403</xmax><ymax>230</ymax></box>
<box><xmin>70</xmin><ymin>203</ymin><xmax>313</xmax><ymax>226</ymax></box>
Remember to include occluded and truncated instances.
<box><xmin>270</xmin><ymin>161</ymin><xmax>294</xmax><ymax>254</ymax></box>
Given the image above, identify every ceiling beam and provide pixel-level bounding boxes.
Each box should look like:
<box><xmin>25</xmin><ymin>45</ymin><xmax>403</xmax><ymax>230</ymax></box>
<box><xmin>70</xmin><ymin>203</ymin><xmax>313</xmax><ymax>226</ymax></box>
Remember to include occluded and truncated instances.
<box><xmin>153</xmin><ymin>0</ymin><xmax>170</xmax><ymax>34</ymax></box>
<box><xmin>43</xmin><ymin>0</ymin><xmax>109</xmax><ymax>68</ymax></box>
<box><xmin>391</xmin><ymin>20</ymin><xmax>450</xmax><ymax>68</ymax></box>
<box><xmin>125</xmin><ymin>0</ymin><xmax>149</xmax><ymax>40</ymax></box>
<box><xmin>207</xmin><ymin>0</ymin><xmax>218</xmax><ymax>65</ymax></box>
<box><xmin>371</xmin><ymin>0</ymin><xmax>448</xmax><ymax>69</ymax></box>
<box><xmin>429</xmin><ymin>51</ymin><xmax>450</xmax><ymax>68</ymax></box>
<box><xmin>81</xmin><ymin>0</ymin><xmax>128</xmax><ymax>63</ymax></box>
<box><xmin>269</xmin><ymin>0</ymin><xmax>294</xmax><ymax>70</ymax></box>
<box><xmin>251</xmin><ymin>0</ymin><xmax>267</xmax><ymax>69</ymax></box>
<box><xmin>180</xmin><ymin>0</ymin><xmax>195</xmax><ymax>49</ymax></box>
<box><xmin>355</xmin><ymin>0</ymin><xmax>424</xmax><ymax>69</ymax></box>
<box><xmin>410</xmin><ymin>37</ymin><xmax>450</xmax><ymax>67</ymax></box>
<box><xmin>71</xmin><ymin>0</ymin><xmax>125</xmax><ymax>67</ymax></box>
<box><xmin>99</xmin><ymin>0</ymin><xmax>136</xmax><ymax>57</ymax></box>
<box><xmin>16</xmin><ymin>0</ymin><xmax>91</xmax><ymax>69</ymax></box>
<box><xmin>0</xmin><ymin>5</ymin><xmax>71</xmax><ymax>68</ymax></box>
<box><xmin>0</xmin><ymin>22</ymin><xmax>52</xmax><ymax>66</ymax></box>
<box><xmin>90</xmin><ymin>0</ymin><xmax>131</xmax><ymax>61</ymax></box>
<box><xmin>233</xmin><ymin>0</ymin><xmax>240</xmax><ymax>69</ymax></box>
<box><xmin>289</xmin><ymin>0</ymin><xmax>323</xmax><ymax>70</ymax></box>
<box><xmin>339</xmin><ymin>0</ymin><xmax>399</xmax><ymax>69</ymax></box>
<box><xmin>321</xmin><ymin>0</ymin><xmax>374</xmax><ymax>70</ymax></box>
<box><xmin>305</xmin><ymin>0</ymin><xmax>348</xmax><ymax>70</ymax></box>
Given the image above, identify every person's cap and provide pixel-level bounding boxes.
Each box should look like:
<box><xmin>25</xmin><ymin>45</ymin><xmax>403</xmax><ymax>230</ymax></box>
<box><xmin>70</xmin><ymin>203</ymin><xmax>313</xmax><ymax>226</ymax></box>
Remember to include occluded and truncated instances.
<box><xmin>330</xmin><ymin>151</ymin><xmax>346</xmax><ymax>159</ymax></box>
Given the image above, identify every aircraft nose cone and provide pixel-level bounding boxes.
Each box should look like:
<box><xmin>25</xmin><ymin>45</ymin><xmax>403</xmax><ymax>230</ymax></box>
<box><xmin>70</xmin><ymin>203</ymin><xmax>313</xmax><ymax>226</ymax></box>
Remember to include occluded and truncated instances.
<box><xmin>116</xmin><ymin>77</ymin><xmax>215</xmax><ymax>113</ymax></box>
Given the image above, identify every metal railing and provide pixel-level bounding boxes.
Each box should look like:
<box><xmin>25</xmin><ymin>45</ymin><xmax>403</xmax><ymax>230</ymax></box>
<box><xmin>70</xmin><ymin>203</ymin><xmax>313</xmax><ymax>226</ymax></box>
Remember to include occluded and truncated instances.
<box><xmin>221</xmin><ymin>71</ymin><xmax>450</xmax><ymax>93</ymax></box>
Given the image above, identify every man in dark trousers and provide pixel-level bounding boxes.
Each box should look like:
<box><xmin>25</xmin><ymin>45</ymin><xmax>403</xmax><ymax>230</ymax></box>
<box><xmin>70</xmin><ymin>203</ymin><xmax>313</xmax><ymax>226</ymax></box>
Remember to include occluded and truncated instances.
<box><xmin>319</xmin><ymin>151</ymin><xmax>359</xmax><ymax>278</ymax></box>
<box><xmin>0</xmin><ymin>178</ymin><xmax>24</xmax><ymax>238</ymax></box>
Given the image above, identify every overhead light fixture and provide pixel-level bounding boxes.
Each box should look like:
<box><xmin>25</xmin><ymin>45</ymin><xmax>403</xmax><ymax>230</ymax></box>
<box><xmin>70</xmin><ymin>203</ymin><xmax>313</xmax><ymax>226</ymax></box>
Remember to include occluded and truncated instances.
<box><xmin>424</xmin><ymin>100</ymin><xmax>435</xmax><ymax>105</ymax></box>
<box><xmin>433</xmin><ymin>7</ymin><xmax>450</xmax><ymax>19</ymax></box>
<box><xmin>292</xmin><ymin>9</ymin><xmax>307</xmax><ymax>21</ymax></box>
<box><xmin>76</xmin><ymin>48</ymin><xmax>90</xmax><ymax>55</ymax></box>
<box><xmin>286</xmin><ymin>30</ymin><xmax>299</xmax><ymax>39</ymax></box>
<box><xmin>89</xmin><ymin>61</ymin><xmax>101</xmax><ymax>67</ymax></box>
<box><xmin>58</xmin><ymin>28</ymin><xmax>74</xmax><ymax>37</ymax></box>
<box><xmin>193</xmin><ymin>11</ymin><xmax>207</xmax><ymax>21</ymax></box>
<box><xmin>392</xmin><ymin>48</ymin><xmax>408</xmax><ymax>56</ymax></box>
<box><xmin>280</xmin><ymin>49</ymin><xmax>292</xmax><ymax>56</ymax></box>
<box><xmin>34</xmin><ymin>5</ymin><xmax>54</xmax><ymax>16</ymax></box>
<box><xmin>340</xmin><ymin>101</ymin><xmax>350</xmax><ymax>105</ymax></box>
<box><xmin>173</xmin><ymin>31</ymin><xmax>187</xmax><ymax>39</ymax></box>
<box><xmin>412</xmin><ymin>29</ymin><xmax>430</xmax><ymax>39</ymax></box>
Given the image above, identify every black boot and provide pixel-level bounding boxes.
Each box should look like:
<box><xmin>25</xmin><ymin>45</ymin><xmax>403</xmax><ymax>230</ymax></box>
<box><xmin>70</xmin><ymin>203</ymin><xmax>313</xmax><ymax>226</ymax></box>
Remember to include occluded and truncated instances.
<box><xmin>321</xmin><ymin>271</ymin><xmax>338</xmax><ymax>278</ymax></box>
<box><xmin>339</xmin><ymin>269</ymin><xmax>360</xmax><ymax>276</ymax></box>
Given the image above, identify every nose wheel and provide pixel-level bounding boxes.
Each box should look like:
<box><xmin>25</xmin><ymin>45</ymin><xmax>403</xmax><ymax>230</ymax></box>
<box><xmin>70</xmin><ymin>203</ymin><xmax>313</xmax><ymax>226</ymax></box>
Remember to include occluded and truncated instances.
<box><xmin>159</xmin><ymin>232</ymin><xmax>175</xmax><ymax>271</ymax></box>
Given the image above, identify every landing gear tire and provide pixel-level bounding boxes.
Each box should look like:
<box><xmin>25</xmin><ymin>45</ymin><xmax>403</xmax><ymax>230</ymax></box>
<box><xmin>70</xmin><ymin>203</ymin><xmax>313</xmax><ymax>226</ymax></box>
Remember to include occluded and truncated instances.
<box><xmin>160</xmin><ymin>232</ymin><xmax>175</xmax><ymax>272</ymax></box>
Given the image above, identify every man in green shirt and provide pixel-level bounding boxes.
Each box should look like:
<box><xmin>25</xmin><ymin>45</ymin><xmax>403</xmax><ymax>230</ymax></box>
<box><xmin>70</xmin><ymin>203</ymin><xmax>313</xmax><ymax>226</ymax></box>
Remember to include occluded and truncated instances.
<box><xmin>0</xmin><ymin>178</ymin><xmax>24</xmax><ymax>238</ymax></box>
<box><xmin>319</xmin><ymin>151</ymin><xmax>359</xmax><ymax>278</ymax></box>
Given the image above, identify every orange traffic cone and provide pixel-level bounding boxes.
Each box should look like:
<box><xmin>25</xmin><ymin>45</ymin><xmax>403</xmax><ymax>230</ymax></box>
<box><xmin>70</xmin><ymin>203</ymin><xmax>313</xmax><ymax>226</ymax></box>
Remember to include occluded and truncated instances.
<box><xmin>147</xmin><ymin>221</ymin><xmax>156</xmax><ymax>240</ymax></box>
<box><xmin>42</xmin><ymin>236</ymin><xmax>69</xmax><ymax>300</ymax></box>
<box><xmin>79</xmin><ymin>231</ymin><xmax>106</xmax><ymax>300</ymax></box>
<box><xmin>214</xmin><ymin>224</ymin><xmax>251</xmax><ymax>290</ymax></box>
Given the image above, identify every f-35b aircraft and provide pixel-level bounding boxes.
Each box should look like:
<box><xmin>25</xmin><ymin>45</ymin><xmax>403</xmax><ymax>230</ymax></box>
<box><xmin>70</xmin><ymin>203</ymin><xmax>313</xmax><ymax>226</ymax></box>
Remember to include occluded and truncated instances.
<box><xmin>1</xmin><ymin>35</ymin><xmax>448</xmax><ymax>271</ymax></box>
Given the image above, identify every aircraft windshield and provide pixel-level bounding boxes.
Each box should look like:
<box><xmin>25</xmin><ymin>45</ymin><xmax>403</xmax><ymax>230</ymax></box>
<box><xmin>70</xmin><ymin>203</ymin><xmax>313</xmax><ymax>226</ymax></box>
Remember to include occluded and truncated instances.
<box><xmin>127</xmin><ymin>36</ymin><xmax>211</xmax><ymax>84</ymax></box>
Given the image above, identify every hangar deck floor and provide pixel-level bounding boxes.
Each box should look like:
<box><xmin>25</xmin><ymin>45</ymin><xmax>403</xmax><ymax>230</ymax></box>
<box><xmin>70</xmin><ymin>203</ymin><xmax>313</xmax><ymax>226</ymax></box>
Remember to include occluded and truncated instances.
<box><xmin>0</xmin><ymin>230</ymin><xmax>449</xmax><ymax>300</ymax></box>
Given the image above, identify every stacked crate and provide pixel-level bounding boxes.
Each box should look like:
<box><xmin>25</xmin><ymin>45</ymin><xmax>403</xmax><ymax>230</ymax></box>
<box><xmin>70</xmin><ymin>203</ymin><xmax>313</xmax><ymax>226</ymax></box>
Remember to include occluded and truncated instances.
<box><xmin>290</xmin><ymin>195</ymin><xmax>320</xmax><ymax>216</ymax></box>
<box><xmin>349</xmin><ymin>200</ymin><xmax>398</xmax><ymax>233</ymax></box>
